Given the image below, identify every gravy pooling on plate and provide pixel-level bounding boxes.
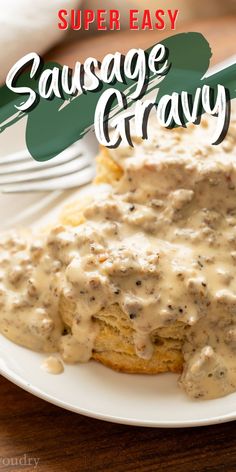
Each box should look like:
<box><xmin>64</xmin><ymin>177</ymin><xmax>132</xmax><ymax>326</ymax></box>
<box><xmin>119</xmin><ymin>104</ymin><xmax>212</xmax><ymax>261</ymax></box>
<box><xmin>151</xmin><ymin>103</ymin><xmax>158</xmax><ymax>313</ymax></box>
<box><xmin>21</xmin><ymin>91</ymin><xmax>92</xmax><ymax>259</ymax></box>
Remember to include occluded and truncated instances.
<box><xmin>1</xmin><ymin>115</ymin><xmax>236</xmax><ymax>399</ymax></box>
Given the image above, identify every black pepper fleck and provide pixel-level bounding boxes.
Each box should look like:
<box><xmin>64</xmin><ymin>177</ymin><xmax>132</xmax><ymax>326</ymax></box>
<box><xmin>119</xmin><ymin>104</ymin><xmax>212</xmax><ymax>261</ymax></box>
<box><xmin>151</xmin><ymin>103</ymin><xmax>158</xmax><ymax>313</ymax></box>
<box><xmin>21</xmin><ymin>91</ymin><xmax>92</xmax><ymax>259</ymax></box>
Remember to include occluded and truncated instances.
<box><xmin>197</xmin><ymin>258</ymin><xmax>204</xmax><ymax>268</ymax></box>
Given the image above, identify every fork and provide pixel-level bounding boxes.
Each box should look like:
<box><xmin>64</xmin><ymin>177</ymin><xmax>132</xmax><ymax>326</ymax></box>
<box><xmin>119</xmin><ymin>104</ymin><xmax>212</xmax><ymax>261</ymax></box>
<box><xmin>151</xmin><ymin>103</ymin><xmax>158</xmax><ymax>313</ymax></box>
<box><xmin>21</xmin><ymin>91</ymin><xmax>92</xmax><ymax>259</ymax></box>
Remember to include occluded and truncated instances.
<box><xmin>0</xmin><ymin>133</ymin><xmax>98</xmax><ymax>193</ymax></box>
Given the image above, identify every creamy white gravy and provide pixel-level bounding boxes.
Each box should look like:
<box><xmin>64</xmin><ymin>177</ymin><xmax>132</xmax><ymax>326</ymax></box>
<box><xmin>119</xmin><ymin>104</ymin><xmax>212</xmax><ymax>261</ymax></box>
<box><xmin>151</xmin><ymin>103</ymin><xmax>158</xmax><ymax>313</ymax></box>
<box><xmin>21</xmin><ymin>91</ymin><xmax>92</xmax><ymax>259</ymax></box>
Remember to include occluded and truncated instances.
<box><xmin>41</xmin><ymin>356</ymin><xmax>64</xmax><ymax>375</ymax></box>
<box><xmin>1</xmin><ymin>116</ymin><xmax>236</xmax><ymax>399</ymax></box>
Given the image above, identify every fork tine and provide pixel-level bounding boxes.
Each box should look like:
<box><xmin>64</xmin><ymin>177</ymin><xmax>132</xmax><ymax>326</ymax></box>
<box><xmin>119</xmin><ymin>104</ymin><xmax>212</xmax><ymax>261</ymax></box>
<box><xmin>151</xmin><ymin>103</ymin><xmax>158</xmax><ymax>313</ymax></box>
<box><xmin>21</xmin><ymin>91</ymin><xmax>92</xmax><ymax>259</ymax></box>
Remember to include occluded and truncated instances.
<box><xmin>0</xmin><ymin>150</ymin><xmax>31</xmax><ymax>166</ymax></box>
<box><xmin>0</xmin><ymin>151</ymin><xmax>82</xmax><ymax>175</ymax></box>
<box><xmin>0</xmin><ymin>156</ymin><xmax>92</xmax><ymax>185</ymax></box>
<box><xmin>0</xmin><ymin>141</ymin><xmax>86</xmax><ymax>172</ymax></box>
<box><xmin>1</xmin><ymin>166</ymin><xmax>95</xmax><ymax>193</ymax></box>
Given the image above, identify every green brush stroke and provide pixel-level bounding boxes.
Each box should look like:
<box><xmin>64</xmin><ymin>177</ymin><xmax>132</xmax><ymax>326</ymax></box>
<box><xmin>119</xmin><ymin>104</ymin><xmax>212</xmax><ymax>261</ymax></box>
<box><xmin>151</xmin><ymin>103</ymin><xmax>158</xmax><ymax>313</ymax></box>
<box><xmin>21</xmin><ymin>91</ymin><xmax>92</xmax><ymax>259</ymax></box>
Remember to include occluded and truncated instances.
<box><xmin>0</xmin><ymin>32</ymin><xmax>235</xmax><ymax>162</ymax></box>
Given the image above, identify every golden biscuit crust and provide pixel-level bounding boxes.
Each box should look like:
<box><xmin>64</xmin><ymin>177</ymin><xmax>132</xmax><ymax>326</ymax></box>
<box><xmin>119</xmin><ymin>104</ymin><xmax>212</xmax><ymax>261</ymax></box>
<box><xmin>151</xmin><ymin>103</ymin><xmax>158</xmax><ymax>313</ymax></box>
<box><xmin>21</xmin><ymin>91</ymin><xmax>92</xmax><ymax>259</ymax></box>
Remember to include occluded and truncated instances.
<box><xmin>60</xmin><ymin>292</ymin><xmax>185</xmax><ymax>374</ymax></box>
<box><xmin>59</xmin><ymin>145</ymin><xmax>186</xmax><ymax>375</ymax></box>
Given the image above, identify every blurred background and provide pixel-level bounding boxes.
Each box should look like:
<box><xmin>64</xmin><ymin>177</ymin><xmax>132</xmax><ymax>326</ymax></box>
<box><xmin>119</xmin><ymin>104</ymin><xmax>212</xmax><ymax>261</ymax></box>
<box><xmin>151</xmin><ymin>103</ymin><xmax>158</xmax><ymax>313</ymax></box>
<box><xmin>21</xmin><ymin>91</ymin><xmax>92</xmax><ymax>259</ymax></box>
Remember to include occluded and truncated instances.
<box><xmin>0</xmin><ymin>0</ymin><xmax>236</xmax><ymax>83</ymax></box>
<box><xmin>131</xmin><ymin>0</ymin><xmax>236</xmax><ymax>22</ymax></box>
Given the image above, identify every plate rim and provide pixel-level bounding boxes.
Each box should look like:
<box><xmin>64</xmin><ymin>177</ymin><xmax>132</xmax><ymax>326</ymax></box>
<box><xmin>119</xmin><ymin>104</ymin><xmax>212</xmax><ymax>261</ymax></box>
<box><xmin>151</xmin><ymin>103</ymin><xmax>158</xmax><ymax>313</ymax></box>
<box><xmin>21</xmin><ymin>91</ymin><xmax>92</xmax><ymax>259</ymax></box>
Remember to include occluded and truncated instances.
<box><xmin>1</xmin><ymin>363</ymin><xmax>236</xmax><ymax>428</ymax></box>
<box><xmin>1</xmin><ymin>56</ymin><xmax>236</xmax><ymax>428</ymax></box>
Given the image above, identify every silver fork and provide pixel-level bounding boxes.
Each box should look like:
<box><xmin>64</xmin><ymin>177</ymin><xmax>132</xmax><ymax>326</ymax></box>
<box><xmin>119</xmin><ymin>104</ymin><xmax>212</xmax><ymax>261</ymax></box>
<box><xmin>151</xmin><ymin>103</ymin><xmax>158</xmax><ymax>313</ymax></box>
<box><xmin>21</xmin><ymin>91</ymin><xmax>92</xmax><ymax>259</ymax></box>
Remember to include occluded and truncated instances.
<box><xmin>0</xmin><ymin>132</ymin><xmax>98</xmax><ymax>193</ymax></box>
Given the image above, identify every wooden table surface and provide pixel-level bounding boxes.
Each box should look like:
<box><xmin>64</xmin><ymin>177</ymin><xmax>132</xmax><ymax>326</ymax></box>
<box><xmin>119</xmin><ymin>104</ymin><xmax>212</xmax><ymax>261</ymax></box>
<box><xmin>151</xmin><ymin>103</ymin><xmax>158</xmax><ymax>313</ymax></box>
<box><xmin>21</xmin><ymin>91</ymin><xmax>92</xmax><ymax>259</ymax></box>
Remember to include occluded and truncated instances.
<box><xmin>1</xmin><ymin>16</ymin><xmax>236</xmax><ymax>472</ymax></box>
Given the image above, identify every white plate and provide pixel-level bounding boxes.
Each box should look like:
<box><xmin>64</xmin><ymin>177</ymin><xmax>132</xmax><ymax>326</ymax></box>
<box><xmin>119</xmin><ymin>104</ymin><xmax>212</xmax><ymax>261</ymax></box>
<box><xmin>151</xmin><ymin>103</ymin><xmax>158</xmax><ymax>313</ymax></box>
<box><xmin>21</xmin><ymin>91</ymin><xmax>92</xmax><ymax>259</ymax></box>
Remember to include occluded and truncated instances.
<box><xmin>1</xmin><ymin>60</ymin><xmax>236</xmax><ymax>427</ymax></box>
